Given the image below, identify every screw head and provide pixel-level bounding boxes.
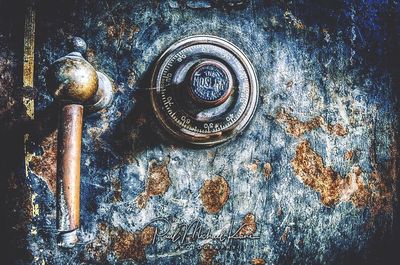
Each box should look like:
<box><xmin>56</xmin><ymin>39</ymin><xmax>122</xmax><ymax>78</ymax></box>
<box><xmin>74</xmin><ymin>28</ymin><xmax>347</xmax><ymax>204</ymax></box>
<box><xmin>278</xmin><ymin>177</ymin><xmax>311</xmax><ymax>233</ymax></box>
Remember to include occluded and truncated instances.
<box><xmin>68</xmin><ymin>36</ymin><xmax>87</xmax><ymax>55</ymax></box>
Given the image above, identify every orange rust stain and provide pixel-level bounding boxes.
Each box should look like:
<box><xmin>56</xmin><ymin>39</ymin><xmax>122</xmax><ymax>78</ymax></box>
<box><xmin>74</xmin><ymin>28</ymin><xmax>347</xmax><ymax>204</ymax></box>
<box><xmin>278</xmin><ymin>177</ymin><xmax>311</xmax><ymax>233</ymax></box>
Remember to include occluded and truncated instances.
<box><xmin>85</xmin><ymin>223</ymin><xmax>156</xmax><ymax>263</ymax></box>
<box><xmin>326</xmin><ymin>123</ymin><xmax>348</xmax><ymax>136</ymax></box>
<box><xmin>136</xmin><ymin>192</ymin><xmax>149</xmax><ymax>209</ymax></box>
<box><xmin>291</xmin><ymin>141</ymin><xmax>366</xmax><ymax>207</ymax></box>
<box><xmin>276</xmin><ymin>108</ymin><xmax>324</xmax><ymax>137</ymax></box>
<box><xmin>238</xmin><ymin>213</ymin><xmax>257</xmax><ymax>237</ymax></box>
<box><xmin>200</xmin><ymin>176</ymin><xmax>230</xmax><ymax>214</ymax></box>
<box><xmin>245</xmin><ymin>162</ymin><xmax>258</xmax><ymax>172</ymax></box>
<box><xmin>276</xmin><ymin>108</ymin><xmax>348</xmax><ymax>137</ymax></box>
<box><xmin>111</xmin><ymin>226</ymin><xmax>156</xmax><ymax>262</ymax></box>
<box><xmin>200</xmin><ymin>244</ymin><xmax>217</xmax><ymax>265</ymax></box>
<box><xmin>291</xmin><ymin>140</ymin><xmax>397</xmax><ymax>217</ymax></box>
<box><xmin>344</xmin><ymin>150</ymin><xmax>354</xmax><ymax>161</ymax></box>
<box><xmin>245</xmin><ymin>160</ymin><xmax>273</xmax><ymax>181</ymax></box>
<box><xmin>29</xmin><ymin>130</ymin><xmax>58</xmax><ymax>193</ymax></box>
<box><xmin>251</xmin><ymin>258</ymin><xmax>266</xmax><ymax>265</ymax></box>
<box><xmin>136</xmin><ymin>159</ymin><xmax>171</xmax><ymax>209</ymax></box>
<box><xmin>263</xmin><ymin>162</ymin><xmax>273</xmax><ymax>180</ymax></box>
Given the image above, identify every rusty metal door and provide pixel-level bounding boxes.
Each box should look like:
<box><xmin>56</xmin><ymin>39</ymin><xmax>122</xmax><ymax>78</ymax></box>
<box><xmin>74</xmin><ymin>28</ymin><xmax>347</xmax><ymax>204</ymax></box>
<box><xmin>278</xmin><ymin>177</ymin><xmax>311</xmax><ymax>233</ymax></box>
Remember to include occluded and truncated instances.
<box><xmin>2</xmin><ymin>0</ymin><xmax>400</xmax><ymax>264</ymax></box>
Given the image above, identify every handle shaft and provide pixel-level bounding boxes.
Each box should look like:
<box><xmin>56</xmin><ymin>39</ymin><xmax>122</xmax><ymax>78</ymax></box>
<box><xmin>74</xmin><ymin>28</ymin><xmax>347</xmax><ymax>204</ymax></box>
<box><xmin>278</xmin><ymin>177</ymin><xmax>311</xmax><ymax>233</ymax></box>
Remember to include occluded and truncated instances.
<box><xmin>57</xmin><ymin>104</ymin><xmax>83</xmax><ymax>247</ymax></box>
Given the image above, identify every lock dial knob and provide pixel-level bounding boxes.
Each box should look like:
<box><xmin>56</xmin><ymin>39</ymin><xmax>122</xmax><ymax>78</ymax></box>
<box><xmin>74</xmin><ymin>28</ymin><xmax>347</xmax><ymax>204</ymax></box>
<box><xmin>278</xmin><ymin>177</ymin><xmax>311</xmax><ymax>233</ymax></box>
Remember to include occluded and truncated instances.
<box><xmin>150</xmin><ymin>35</ymin><xmax>258</xmax><ymax>145</ymax></box>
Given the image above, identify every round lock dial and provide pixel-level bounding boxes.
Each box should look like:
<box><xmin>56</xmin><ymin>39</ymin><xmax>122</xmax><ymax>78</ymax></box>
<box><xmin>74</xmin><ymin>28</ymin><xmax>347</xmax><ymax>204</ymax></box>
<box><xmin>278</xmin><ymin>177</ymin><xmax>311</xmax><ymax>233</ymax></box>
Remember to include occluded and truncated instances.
<box><xmin>150</xmin><ymin>35</ymin><xmax>259</xmax><ymax>145</ymax></box>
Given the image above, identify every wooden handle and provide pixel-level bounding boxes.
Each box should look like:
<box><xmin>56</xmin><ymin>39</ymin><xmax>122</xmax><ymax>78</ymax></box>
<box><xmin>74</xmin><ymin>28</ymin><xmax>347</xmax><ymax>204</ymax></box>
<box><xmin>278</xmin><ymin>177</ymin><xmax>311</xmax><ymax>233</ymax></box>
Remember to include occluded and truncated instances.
<box><xmin>57</xmin><ymin>104</ymin><xmax>83</xmax><ymax>247</ymax></box>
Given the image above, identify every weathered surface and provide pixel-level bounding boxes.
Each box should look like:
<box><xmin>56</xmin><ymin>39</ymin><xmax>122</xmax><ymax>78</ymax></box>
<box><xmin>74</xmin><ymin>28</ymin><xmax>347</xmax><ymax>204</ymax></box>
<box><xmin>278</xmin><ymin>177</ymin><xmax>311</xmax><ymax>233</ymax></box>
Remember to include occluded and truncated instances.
<box><xmin>200</xmin><ymin>175</ymin><xmax>230</xmax><ymax>214</ymax></box>
<box><xmin>136</xmin><ymin>159</ymin><xmax>171</xmax><ymax>209</ymax></box>
<box><xmin>2</xmin><ymin>0</ymin><xmax>400</xmax><ymax>264</ymax></box>
<box><xmin>29</xmin><ymin>130</ymin><xmax>58</xmax><ymax>193</ymax></box>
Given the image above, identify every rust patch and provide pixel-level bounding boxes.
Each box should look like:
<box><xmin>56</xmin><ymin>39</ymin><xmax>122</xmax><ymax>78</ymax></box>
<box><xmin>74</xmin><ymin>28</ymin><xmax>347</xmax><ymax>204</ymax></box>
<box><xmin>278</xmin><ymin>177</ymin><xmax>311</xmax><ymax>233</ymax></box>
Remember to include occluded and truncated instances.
<box><xmin>111</xmin><ymin>226</ymin><xmax>156</xmax><ymax>262</ymax></box>
<box><xmin>245</xmin><ymin>161</ymin><xmax>273</xmax><ymax>181</ymax></box>
<box><xmin>251</xmin><ymin>258</ymin><xmax>266</xmax><ymax>265</ymax></box>
<box><xmin>284</xmin><ymin>10</ymin><xmax>305</xmax><ymax>30</ymax></box>
<box><xmin>106</xmin><ymin>18</ymin><xmax>140</xmax><ymax>42</ymax></box>
<box><xmin>238</xmin><ymin>213</ymin><xmax>257</xmax><ymax>237</ymax></box>
<box><xmin>29</xmin><ymin>130</ymin><xmax>58</xmax><ymax>193</ymax></box>
<box><xmin>86</xmin><ymin>48</ymin><xmax>97</xmax><ymax>65</ymax></box>
<box><xmin>276</xmin><ymin>108</ymin><xmax>324</xmax><ymax>137</ymax></box>
<box><xmin>263</xmin><ymin>162</ymin><xmax>273</xmax><ymax>180</ymax></box>
<box><xmin>280</xmin><ymin>227</ymin><xmax>290</xmax><ymax>242</ymax></box>
<box><xmin>84</xmin><ymin>223</ymin><xmax>109</xmax><ymax>262</ymax></box>
<box><xmin>200</xmin><ymin>244</ymin><xmax>217</xmax><ymax>265</ymax></box>
<box><xmin>326</xmin><ymin>123</ymin><xmax>348</xmax><ymax>136</ymax></box>
<box><xmin>85</xmin><ymin>223</ymin><xmax>156</xmax><ymax>263</ymax></box>
<box><xmin>344</xmin><ymin>150</ymin><xmax>354</xmax><ymax>161</ymax></box>
<box><xmin>111</xmin><ymin>177</ymin><xmax>122</xmax><ymax>202</ymax></box>
<box><xmin>200</xmin><ymin>176</ymin><xmax>230</xmax><ymax>214</ymax></box>
<box><xmin>291</xmin><ymin>140</ymin><xmax>396</xmax><ymax>218</ymax></box>
<box><xmin>285</xmin><ymin>80</ymin><xmax>293</xmax><ymax>88</ymax></box>
<box><xmin>276</xmin><ymin>108</ymin><xmax>348</xmax><ymax>137</ymax></box>
<box><xmin>136</xmin><ymin>159</ymin><xmax>171</xmax><ymax>209</ymax></box>
<box><xmin>291</xmin><ymin>141</ymin><xmax>366</xmax><ymax>207</ymax></box>
<box><xmin>136</xmin><ymin>193</ymin><xmax>149</xmax><ymax>209</ymax></box>
<box><xmin>245</xmin><ymin>162</ymin><xmax>258</xmax><ymax>172</ymax></box>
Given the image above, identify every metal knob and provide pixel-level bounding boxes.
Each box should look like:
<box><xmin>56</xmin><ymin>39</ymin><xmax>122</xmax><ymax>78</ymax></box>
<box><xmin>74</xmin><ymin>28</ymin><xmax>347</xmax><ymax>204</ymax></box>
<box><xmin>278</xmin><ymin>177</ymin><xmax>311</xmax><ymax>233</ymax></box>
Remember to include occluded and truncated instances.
<box><xmin>47</xmin><ymin>37</ymin><xmax>113</xmax><ymax>247</ymax></box>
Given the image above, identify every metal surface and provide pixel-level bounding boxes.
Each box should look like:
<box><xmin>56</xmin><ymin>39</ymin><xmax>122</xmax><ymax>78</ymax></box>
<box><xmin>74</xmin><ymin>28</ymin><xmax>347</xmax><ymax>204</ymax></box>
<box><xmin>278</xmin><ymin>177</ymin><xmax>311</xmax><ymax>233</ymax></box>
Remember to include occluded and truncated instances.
<box><xmin>150</xmin><ymin>35</ymin><xmax>259</xmax><ymax>145</ymax></box>
<box><xmin>2</xmin><ymin>0</ymin><xmax>399</xmax><ymax>264</ymax></box>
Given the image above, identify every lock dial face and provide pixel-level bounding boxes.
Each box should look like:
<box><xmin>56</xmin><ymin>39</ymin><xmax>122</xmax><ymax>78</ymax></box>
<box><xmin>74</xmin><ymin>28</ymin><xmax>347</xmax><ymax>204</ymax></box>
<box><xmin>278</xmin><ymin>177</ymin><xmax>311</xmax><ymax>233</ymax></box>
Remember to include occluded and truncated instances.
<box><xmin>150</xmin><ymin>35</ymin><xmax>258</xmax><ymax>145</ymax></box>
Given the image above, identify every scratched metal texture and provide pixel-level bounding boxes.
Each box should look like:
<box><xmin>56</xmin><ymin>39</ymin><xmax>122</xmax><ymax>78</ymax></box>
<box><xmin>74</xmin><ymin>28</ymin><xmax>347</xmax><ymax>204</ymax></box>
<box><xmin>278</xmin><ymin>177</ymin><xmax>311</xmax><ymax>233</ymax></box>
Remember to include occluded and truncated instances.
<box><xmin>2</xmin><ymin>0</ymin><xmax>400</xmax><ymax>264</ymax></box>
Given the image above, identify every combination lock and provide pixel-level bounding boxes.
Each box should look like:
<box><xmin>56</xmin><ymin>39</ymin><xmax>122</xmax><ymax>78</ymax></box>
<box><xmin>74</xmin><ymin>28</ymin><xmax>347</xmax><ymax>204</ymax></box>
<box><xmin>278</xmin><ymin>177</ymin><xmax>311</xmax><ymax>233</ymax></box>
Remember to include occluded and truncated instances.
<box><xmin>150</xmin><ymin>35</ymin><xmax>259</xmax><ymax>145</ymax></box>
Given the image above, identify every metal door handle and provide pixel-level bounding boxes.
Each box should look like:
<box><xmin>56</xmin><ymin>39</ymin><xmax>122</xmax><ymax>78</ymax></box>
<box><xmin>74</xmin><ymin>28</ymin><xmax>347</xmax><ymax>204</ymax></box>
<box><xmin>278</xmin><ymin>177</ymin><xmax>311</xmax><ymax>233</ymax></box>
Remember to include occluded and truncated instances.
<box><xmin>47</xmin><ymin>37</ymin><xmax>113</xmax><ymax>247</ymax></box>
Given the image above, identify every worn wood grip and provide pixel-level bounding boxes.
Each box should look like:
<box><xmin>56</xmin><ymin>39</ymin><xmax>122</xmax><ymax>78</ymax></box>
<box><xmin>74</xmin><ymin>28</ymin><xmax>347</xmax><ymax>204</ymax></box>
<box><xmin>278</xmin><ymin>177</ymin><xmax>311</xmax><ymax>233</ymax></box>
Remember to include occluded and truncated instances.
<box><xmin>57</xmin><ymin>104</ymin><xmax>83</xmax><ymax>247</ymax></box>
